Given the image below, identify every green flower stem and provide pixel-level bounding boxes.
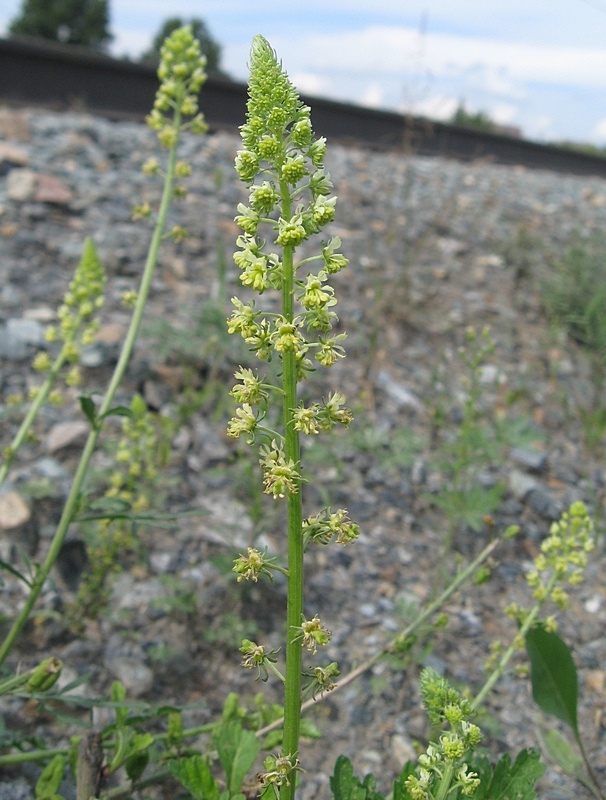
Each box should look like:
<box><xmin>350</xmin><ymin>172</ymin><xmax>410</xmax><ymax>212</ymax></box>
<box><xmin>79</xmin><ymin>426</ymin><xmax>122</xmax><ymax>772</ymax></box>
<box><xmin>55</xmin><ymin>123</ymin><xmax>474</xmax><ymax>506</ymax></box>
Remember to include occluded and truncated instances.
<box><xmin>0</xmin><ymin>748</ymin><xmax>67</xmax><ymax>767</ymax></box>
<box><xmin>471</xmin><ymin>569</ymin><xmax>558</xmax><ymax>712</ymax></box>
<box><xmin>255</xmin><ymin>538</ymin><xmax>501</xmax><ymax>742</ymax></box>
<box><xmin>0</xmin><ymin>349</ymin><xmax>67</xmax><ymax>485</ymax></box>
<box><xmin>280</xmin><ymin>191</ymin><xmax>305</xmax><ymax>797</ymax></box>
<box><xmin>0</xmin><ymin>110</ymin><xmax>183</xmax><ymax>667</ymax></box>
<box><xmin>434</xmin><ymin>761</ymin><xmax>455</xmax><ymax>800</ymax></box>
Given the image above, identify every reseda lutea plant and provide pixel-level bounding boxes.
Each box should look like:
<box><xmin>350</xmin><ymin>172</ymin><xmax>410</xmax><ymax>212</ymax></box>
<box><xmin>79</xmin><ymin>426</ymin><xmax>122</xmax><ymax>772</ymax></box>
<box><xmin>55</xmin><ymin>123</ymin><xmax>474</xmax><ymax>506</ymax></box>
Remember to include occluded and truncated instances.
<box><xmin>227</xmin><ymin>35</ymin><xmax>359</xmax><ymax>798</ymax></box>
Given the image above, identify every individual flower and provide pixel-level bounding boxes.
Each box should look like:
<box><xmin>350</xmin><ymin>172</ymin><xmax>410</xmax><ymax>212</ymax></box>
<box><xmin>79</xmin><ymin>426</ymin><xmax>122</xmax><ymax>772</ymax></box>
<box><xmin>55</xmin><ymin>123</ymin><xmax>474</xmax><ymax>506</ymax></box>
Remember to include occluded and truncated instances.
<box><xmin>229</xmin><ymin>367</ymin><xmax>269</xmax><ymax>405</ymax></box>
<box><xmin>303</xmin><ymin>508</ymin><xmax>360</xmax><ymax>546</ymax></box>
<box><xmin>302</xmin><ymin>661</ymin><xmax>340</xmax><ymax>699</ymax></box>
<box><xmin>239</xmin><ymin>639</ymin><xmax>280</xmax><ymax>682</ymax></box>
<box><xmin>233</xmin><ymin>547</ymin><xmax>277</xmax><ymax>582</ymax></box>
<box><xmin>257</xmin><ymin>753</ymin><xmax>303</xmax><ymax>797</ymax></box>
<box><xmin>258</xmin><ymin>440</ymin><xmax>301</xmax><ymax>498</ymax></box>
<box><xmin>293</xmin><ymin>614</ymin><xmax>331</xmax><ymax>654</ymax></box>
<box><xmin>227</xmin><ymin>404</ymin><xmax>259</xmax><ymax>442</ymax></box>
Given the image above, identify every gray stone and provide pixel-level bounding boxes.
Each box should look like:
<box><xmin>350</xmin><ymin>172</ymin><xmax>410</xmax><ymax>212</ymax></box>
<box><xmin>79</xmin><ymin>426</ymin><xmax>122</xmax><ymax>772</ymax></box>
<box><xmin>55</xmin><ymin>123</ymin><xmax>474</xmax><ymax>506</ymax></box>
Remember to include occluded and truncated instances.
<box><xmin>6</xmin><ymin>168</ymin><xmax>36</xmax><ymax>201</ymax></box>
<box><xmin>376</xmin><ymin>369</ymin><xmax>424</xmax><ymax>413</ymax></box>
<box><xmin>510</xmin><ymin>446</ymin><xmax>547</xmax><ymax>472</ymax></box>
<box><xmin>508</xmin><ymin>469</ymin><xmax>538</xmax><ymax>500</ymax></box>
<box><xmin>528</xmin><ymin>487</ymin><xmax>563</xmax><ymax>520</ymax></box>
<box><xmin>46</xmin><ymin>421</ymin><xmax>90</xmax><ymax>454</ymax></box>
<box><xmin>0</xmin><ymin>779</ymin><xmax>32</xmax><ymax>800</ymax></box>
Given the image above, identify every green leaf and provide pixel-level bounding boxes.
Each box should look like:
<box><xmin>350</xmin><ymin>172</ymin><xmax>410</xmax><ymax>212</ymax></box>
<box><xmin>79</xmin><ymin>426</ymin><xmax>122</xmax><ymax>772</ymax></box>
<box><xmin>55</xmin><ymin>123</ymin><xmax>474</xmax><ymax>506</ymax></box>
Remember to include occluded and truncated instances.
<box><xmin>125</xmin><ymin>749</ymin><xmax>149</xmax><ymax>783</ymax></box>
<box><xmin>215</xmin><ymin>721</ymin><xmax>260</xmax><ymax>794</ymax></box>
<box><xmin>525</xmin><ymin>626</ymin><xmax>579</xmax><ymax>735</ymax></box>
<box><xmin>482</xmin><ymin>748</ymin><xmax>545</xmax><ymax>800</ymax></box>
<box><xmin>330</xmin><ymin>755</ymin><xmax>385</xmax><ymax>800</ymax></box>
<box><xmin>0</xmin><ymin>557</ymin><xmax>32</xmax><ymax>586</ymax></box>
<box><xmin>168</xmin><ymin>755</ymin><xmax>219</xmax><ymax>800</ymax></box>
<box><xmin>79</xmin><ymin>395</ymin><xmax>97</xmax><ymax>426</ymax></box>
<box><xmin>35</xmin><ymin>754</ymin><xmax>65</xmax><ymax>799</ymax></box>
<box><xmin>538</xmin><ymin>728</ymin><xmax>585</xmax><ymax>777</ymax></box>
<box><xmin>99</xmin><ymin>405</ymin><xmax>134</xmax><ymax>422</ymax></box>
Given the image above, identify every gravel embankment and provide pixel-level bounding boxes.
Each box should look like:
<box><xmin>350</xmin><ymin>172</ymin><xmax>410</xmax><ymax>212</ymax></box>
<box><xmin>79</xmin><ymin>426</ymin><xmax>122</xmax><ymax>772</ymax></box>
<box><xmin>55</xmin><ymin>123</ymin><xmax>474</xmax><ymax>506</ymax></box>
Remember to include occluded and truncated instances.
<box><xmin>0</xmin><ymin>106</ymin><xmax>605</xmax><ymax>799</ymax></box>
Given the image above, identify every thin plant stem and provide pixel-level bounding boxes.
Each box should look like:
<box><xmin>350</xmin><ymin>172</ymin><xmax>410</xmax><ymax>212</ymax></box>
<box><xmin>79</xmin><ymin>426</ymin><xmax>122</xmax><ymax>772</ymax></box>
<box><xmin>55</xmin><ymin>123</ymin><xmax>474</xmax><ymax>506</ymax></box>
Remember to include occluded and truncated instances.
<box><xmin>279</xmin><ymin>188</ymin><xmax>304</xmax><ymax>798</ymax></box>
<box><xmin>0</xmin><ymin>109</ymin><xmax>182</xmax><ymax>666</ymax></box>
<box><xmin>255</xmin><ymin>538</ymin><xmax>500</xmax><ymax>742</ymax></box>
<box><xmin>0</xmin><ymin>349</ymin><xmax>67</xmax><ymax>486</ymax></box>
<box><xmin>471</xmin><ymin>568</ymin><xmax>557</xmax><ymax>712</ymax></box>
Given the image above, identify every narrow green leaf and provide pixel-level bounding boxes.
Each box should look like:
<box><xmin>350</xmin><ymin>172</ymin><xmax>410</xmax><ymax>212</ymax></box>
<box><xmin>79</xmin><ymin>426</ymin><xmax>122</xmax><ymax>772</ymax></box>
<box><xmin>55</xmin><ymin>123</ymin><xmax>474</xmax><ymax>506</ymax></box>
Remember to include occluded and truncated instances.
<box><xmin>99</xmin><ymin>405</ymin><xmax>134</xmax><ymax>422</ymax></box>
<box><xmin>215</xmin><ymin>721</ymin><xmax>260</xmax><ymax>794</ymax></box>
<box><xmin>538</xmin><ymin>728</ymin><xmax>585</xmax><ymax>777</ymax></box>
<box><xmin>0</xmin><ymin>558</ymin><xmax>32</xmax><ymax>586</ymax></box>
<box><xmin>79</xmin><ymin>395</ymin><xmax>97</xmax><ymax>426</ymax></box>
<box><xmin>167</xmin><ymin>755</ymin><xmax>219</xmax><ymax>800</ymax></box>
<box><xmin>526</xmin><ymin>626</ymin><xmax>579</xmax><ymax>735</ymax></box>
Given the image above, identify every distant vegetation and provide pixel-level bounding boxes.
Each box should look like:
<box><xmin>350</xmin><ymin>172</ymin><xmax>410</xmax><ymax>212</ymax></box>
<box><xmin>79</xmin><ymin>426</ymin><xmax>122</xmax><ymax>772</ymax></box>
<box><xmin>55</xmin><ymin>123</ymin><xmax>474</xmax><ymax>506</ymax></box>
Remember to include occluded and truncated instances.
<box><xmin>8</xmin><ymin>0</ymin><xmax>112</xmax><ymax>50</ymax></box>
<box><xmin>450</xmin><ymin>102</ymin><xmax>497</xmax><ymax>132</ymax></box>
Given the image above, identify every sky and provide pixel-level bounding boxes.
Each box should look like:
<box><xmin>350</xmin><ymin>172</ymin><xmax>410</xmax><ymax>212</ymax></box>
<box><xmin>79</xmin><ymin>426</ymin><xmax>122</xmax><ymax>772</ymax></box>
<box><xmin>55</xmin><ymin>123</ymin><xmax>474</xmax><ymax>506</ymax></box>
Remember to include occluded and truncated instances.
<box><xmin>2</xmin><ymin>1</ymin><xmax>606</xmax><ymax>145</ymax></box>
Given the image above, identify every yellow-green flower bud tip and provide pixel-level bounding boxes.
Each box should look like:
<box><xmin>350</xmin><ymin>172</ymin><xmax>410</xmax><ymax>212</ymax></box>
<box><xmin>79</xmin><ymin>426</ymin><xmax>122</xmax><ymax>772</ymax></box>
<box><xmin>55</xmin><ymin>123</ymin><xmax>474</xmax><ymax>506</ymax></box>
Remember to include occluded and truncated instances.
<box><xmin>26</xmin><ymin>657</ymin><xmax>63</xmax><ymax>692</ymax></box>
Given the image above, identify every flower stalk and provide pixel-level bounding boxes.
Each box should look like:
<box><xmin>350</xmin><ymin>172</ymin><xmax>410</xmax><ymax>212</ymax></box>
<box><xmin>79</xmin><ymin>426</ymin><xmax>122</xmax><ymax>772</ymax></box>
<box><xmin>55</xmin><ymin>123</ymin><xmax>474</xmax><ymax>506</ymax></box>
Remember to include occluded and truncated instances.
<box><xmin>0</xmin><ymin>25</ymin><xmax>207</xmax><ymax>665</ymax></box>
<box><xmin>228</xmin><ymin>35</ymin><xmax>357</xmax><ymax>797</ymax></box>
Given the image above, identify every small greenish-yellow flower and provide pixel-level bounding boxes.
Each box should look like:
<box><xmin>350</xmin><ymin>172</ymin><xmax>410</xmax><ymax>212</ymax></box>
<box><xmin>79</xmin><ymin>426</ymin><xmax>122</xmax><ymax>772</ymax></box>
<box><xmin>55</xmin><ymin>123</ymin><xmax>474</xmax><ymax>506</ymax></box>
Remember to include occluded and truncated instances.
<box><xmin>142</xmin><ymin>157</ymin><xmax>160</xmax><ymax>175</ymax></box>
<box><xmin>315</xmin><ymin>334</ymin><xmax>347</xmax><ymax>367</ymax></box>
<box><xmin>275</xmin><ymin>215</ymin><xmax>307</xmax><ymax>247</ymax></box>
<box><xmin>298</xmin><ymin>272</ymin><xmax>335</xmax><ymax>310</ymax></box>
<box><xmin>239</xmin><ymin>638</ymin><xmax>279</xmax><ymax>682</ymax></box>
<box><xmin>273</xmin><ymin>320</ymin><xmax>304</xmax><ymax>354</ymax></box>
<box><xmin>132</xmin><ymin>202</ymin><xmax>152</xmax><ymax>221</ymax></box>
<box><xmin>169</xmin><ymin>225</ymin><xmax>188</xmax><ymax>242</ymax></box>
<box><xmin>294</xmin><ymin>614</ymin><xmax>331</xmax><ymax>654</ymax></box>
<box><xmin>227</xmin><ymin>297</ymin><xmax>260</xmax><ymax>338</ymax></box>
<box><xmin>175</xmin><ymin>160</ymin><xmax>191</xmax><ymax>178</ymax></box>
<box><xmin>303</xmin><ymin>507</ymin><xmax>359</xmax><ymax>546</ymax></box>
<box><xmin>456</xmin><ymin>764</ymin><xmax>480</xmax><ymax>796</ymax></box>
<box><xmin>405</xmin><ymin>771</ymin><xmax>431</xmax><ymax>800</ymax></box>
<box><xmin>65</xmin><ymin>366</ymin><xmax>81</xmax><ymax>387</ymax></box>
<box><xmin>49</xmin><ymin>390</ymin><xmax>63</xmax><ymax>406</ymax></box>
<box><xmin>227</xmin><ymin>404</ymin><xmax>258</xmax><ymax>441</ymax></box>
<box><xmin>318</xmin><ymin>392</ymin><xmax>353</xmax><ymax>429</ymax></box>
<box><xmin>250</xmin><ymin>181</ymin><xmax>280</xmax><ymax>215</ymax></box>
<box><xmin>258</xmin><ymin>753</ymin><xmax>303</xmax><ymax>794</ymax></box>
<box><xmin>44</xmin><ymin>325</ymin><xmax>58</xmax><ymax>343</ymax></box>
<box><xmin>322</xmin><ymin>237</ymin><xmax>349</xmax><ymax>273</ymax></box>
<box><xmin>245</xmin><ymin>320</ymin><xmax>274</xmax><ymax>361</ymax></box>
<box><xmin>441</xmin><ymin>732</ymin><xmax>465</xmax><ymax>760</ymax></box>
<box><xmin>303</xmin><ymin>661</ymin><xmax>340</xmax><ymax>699</ymax></box>
<box><xmin>292</xmin><ymin>403</ymin><xmax>321</xmax><ymax>435</ymax></box>
<box><xmin>233</xmin><ymin>547</ymin><xmax>275</xmax><ymax>583</ymax></box>
<box><xmin>121</xmin><ymin>290</ymin><xmax>138</xmax><ymax>307</ymax></box>
<box><xmin>32</xmin><ymin>352</ymin><xmax>52</xmax><ymax>372</ymax></box>
<box><xmin>235</xmin><ymin>203</ymin><xmax>260</xmax><ymax>235</ymax></box>
<box><xmin>258</xmin><ymin>440</ymin><xmax>301</xmax><ymax>498</ymax></box>
<box><xmin>230</xmin><ymin>368</ymin><xmax>268</xmax><ymax>405</ymax></box>
<box><xmin>6</xmin><ymin>394</ymin><xmax>24</xmax><ymax>406</ymax></box>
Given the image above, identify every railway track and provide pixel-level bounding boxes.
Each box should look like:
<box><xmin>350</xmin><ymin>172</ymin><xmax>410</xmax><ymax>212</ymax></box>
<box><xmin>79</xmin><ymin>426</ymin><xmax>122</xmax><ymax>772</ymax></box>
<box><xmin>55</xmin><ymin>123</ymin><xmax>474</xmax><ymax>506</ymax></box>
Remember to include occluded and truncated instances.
<box><xmin>2</xmin><ymin>35</ymin><xmax>606</xmax><ymax>179</ymax></box>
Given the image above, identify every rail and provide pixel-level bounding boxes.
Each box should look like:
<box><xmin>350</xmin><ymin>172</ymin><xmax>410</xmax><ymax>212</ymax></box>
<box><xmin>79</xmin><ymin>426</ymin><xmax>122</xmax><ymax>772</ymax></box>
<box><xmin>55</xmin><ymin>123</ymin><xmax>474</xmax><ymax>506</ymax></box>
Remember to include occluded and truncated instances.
<box><xmin>1</xmin><ymin>35</ymin><xmax>606</xmax><ymax>179</ymax></box>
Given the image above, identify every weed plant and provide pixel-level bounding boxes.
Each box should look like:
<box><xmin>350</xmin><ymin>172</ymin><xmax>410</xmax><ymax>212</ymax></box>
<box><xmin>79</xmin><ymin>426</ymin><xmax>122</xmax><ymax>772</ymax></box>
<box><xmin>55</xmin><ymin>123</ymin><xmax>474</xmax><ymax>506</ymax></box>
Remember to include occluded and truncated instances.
<box><xmin>542</xmin><ymin>231</ymin><xmax>606</xmax><ymax>449</ymax></box>
<box><xmin>0</xmin><ymin>27</ymin><xmax>602</xmax><ymax>800</ymax></box>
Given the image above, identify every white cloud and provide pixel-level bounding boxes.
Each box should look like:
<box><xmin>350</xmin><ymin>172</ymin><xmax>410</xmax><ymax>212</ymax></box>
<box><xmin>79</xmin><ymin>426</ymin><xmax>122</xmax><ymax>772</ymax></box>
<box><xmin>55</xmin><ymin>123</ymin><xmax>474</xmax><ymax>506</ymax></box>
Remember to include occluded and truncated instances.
<box><xmin>360</xmin><ymin>82</ymin><xmax>385</xmax><ymax>107</ymax></box>
<box><xmin>592</xmin><ymin>119</ymin><xmax>606</xmax><ymax>144</ymax></box>
<box><xmin>491</xmin><ymin>103</ymin><xmax>519</xmax><ymax>126</ymax></box>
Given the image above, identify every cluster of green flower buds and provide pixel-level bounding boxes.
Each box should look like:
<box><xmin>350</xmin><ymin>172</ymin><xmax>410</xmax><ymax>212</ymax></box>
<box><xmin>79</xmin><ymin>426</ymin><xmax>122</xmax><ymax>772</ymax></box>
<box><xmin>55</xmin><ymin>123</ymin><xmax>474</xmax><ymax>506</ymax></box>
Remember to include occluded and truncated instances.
<box><xmin>405</xmin><ymin>668</ymin><xmax>483</xmax><ymax>800</ymax></box>
<box><xmin>37</xmin><ymin>237</ymin><xmax>106</xmax><ymax>390</ymax></box>
<box><xmin>146</xmin><ymin>25</ymin><xmax>208</xmax><ymax>146</ymax></box>
<box><xmin>525</xmin><ymin>500</ymin><xmax>594</xmax><ymax>609</ymax></box>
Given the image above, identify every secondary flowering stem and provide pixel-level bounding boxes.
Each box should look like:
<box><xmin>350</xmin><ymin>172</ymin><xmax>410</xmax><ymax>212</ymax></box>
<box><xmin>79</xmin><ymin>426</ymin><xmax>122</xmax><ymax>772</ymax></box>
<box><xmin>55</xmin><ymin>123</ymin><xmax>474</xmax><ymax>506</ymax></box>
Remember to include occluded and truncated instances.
<box><xmin>0</xmin><ymin>26</ymin><xmax>207</xmax><ymax>665</ymax></box>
